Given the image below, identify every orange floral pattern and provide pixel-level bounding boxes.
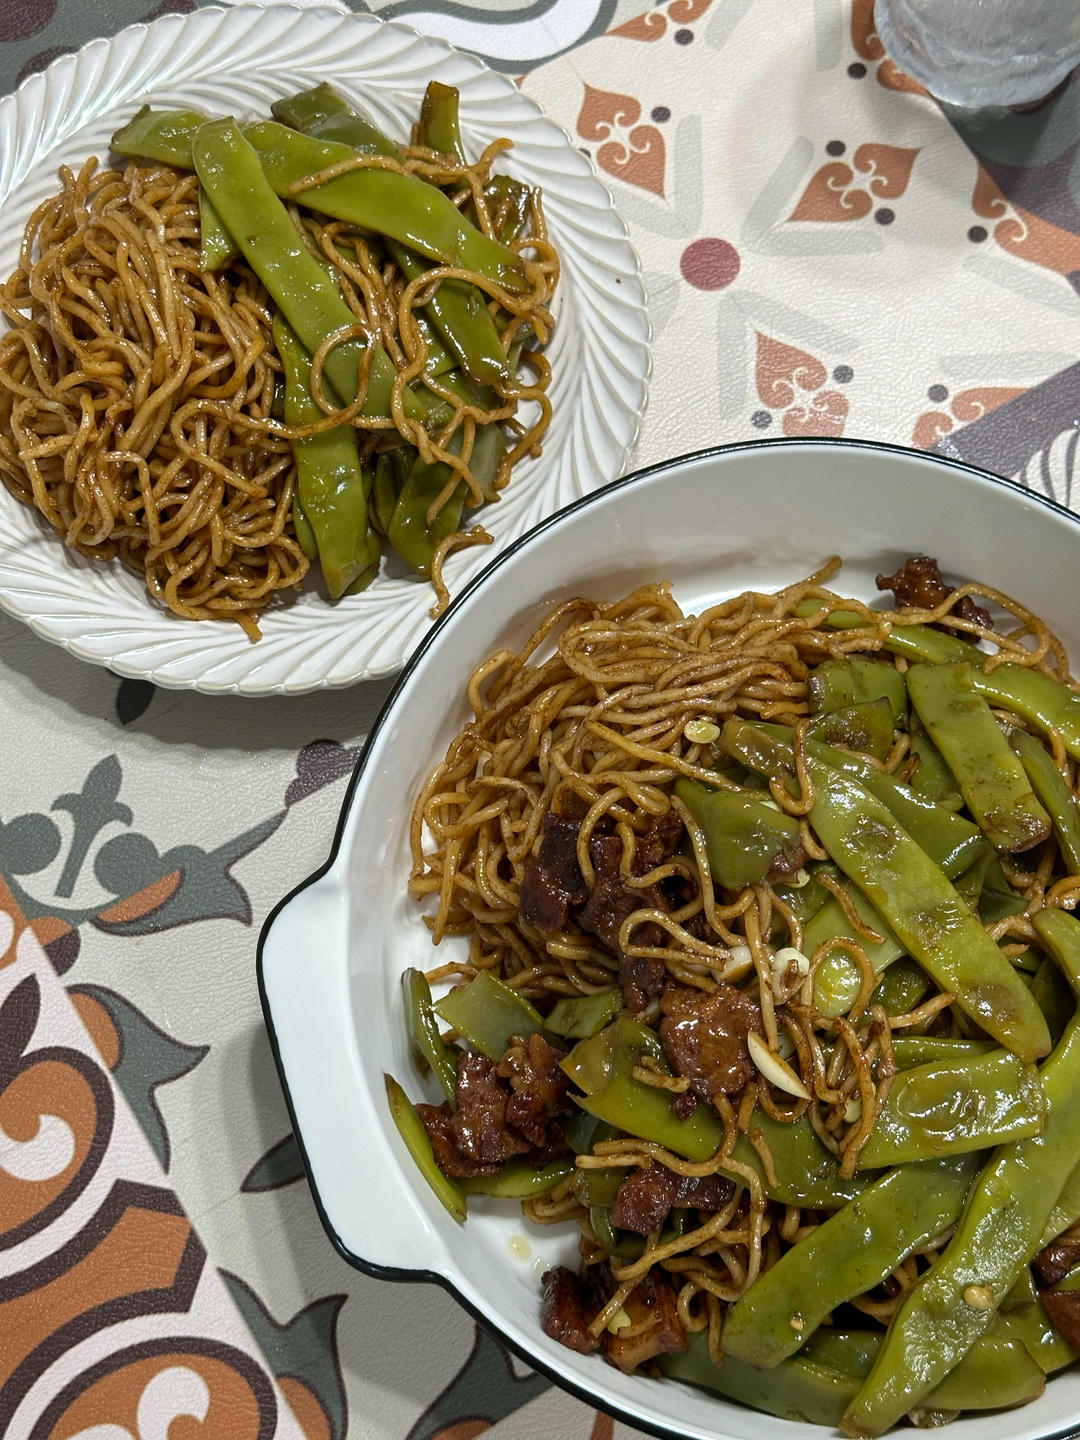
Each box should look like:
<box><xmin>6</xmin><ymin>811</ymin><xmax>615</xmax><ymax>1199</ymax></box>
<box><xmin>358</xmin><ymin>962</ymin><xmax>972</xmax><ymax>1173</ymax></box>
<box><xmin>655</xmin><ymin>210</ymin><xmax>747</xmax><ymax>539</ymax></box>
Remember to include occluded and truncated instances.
<box><xmin>972</xmin><ymin>166</ymin><xmax>1080</xmax><ymax>279</ymax></box>
<box><xmin>755</xmin><ymin>334</ymin><xmax>850</xmax><ymax>437</ymax></box>
<box><xmin>911</xmin><ymin>387</ymin><xmax>1027</xmax><ymax>449</ymax></box>
<box><xmin>790</xmin><ymin>144</ymin><xmax>920</xmax><ymax>223</ymax></box>
<box><xmin>0</xmin><ymin>876</ymin><xmax>307</xmax><ymax>1440</ymax></box>
<box><xmin>850</xmin><ymin>0</ymin><xmax>929</xmax><ymax>93</ymax></box>
<box><xmin>577</xmin><ymin>84</ymin><xmax>667</xmax><ymax>195</ymax></box>
<box><xmin>44</xmin><ymin>1347</ymin><xmax>277</xmax><ymax>1440</ymax></box>
<box><xmin>611</xmin><ymin>0</ymin><xmax>713</xmax><ymax>40</ymax></box>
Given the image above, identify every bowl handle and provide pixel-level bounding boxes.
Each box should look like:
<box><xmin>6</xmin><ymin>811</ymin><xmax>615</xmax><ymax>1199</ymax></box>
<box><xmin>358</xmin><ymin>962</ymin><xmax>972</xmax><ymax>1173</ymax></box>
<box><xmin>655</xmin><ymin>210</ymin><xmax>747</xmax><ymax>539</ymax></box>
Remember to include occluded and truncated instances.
<box><xmin>259</xmin><ymin>876</ymin><xmax>458</xmax><ymax>1280</ymax></box>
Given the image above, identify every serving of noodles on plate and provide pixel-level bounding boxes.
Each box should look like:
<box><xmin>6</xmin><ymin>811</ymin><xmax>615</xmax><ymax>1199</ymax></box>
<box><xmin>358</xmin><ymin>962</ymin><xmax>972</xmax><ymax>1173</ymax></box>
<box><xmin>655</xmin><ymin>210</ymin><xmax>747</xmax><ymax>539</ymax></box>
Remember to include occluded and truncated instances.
<box><xmin>393</xmin><ymin>556</ymin><xmax>1080</xmax><ymax>1431</ymax></box>
<box><xmin>0</xmin><ymin>94</ymin><xmax>558</xmax><ymax>640</ymax></box>
<box><xmin>0</xmin><ymin>159</ymin><xmax>304</xmax><ymax>640</ymax></box>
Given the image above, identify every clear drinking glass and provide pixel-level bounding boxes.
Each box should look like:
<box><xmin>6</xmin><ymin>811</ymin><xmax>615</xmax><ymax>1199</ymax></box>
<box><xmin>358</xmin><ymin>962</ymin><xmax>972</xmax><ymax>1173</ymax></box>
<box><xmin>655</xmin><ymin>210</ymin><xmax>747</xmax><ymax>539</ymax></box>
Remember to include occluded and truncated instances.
<box><xmin>874</xmin><ymin>0</ymin><xmax>1080</xmax><ymax>108</ymax></box>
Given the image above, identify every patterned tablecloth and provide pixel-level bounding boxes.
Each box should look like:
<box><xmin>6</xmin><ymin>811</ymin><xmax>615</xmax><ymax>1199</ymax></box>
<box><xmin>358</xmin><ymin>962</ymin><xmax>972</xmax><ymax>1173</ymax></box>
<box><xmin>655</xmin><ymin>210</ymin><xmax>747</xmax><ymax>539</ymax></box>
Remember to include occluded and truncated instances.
<box><xmin>4</xmin><ymin>1</ymin><xmax>1080</xmax><ymax>1437</ymax></box>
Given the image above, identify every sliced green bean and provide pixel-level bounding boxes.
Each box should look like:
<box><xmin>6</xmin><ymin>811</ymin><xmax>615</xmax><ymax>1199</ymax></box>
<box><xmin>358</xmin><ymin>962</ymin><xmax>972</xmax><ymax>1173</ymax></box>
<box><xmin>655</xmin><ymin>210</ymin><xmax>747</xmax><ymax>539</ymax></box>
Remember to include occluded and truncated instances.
<box><xmin>674</xmin><ymin>779</ymin><xmax>804</xmax><ymax>890</ymax></box>
<box><xmin>591</xmin><ymin>1206</ymin><xmax>693</xmax><ymax>1261</ymax></box>
<box><xmin>1001</xmin><ymin>1265</ymin><xmax>1039</xmax><ymax>1312</ymax></box>
<box><xmin>388</xmin><ymin>424</ymin><xmax>505</xmax><ymax>577</ymax></box>
<box><xmin>418</xmin><ymin>80</ymin><xmax>467</xmax><ymax>162</ymax></box>
<box><xmin>415</xmin><ymin>315</ymin><xmax>458</xmax><ymax>377</ymax></box>
<box><xmin>802</xmin><ymin>1329</ymin><xmax>879</xmax><ymax>1379</ymax></box>
<box><xmin>842</xmin><ymin>1005</ymin><xmax>1080</xmax><ymax>1435</ymax></box>
<box><xmin>607</xmin><ymin>1197</ymin><xmax>679</xmax><ymax>1252</ymax></box>
<box><xmin>772</xmin><ymin>863</ymin><xmax>834</xmax><ymax>926</ymax></box>
<box><xmin>243</xmin><ymin>120</ymin><xmax>526</xmax><ymax>292</ymax></box>
<box><xmin>564</xmin><ymin>1016</ymin><xmax>724</xmax><ymax>1161</ymax></box>
<box><xmin>730</xmin><ymin>1111</ymin><xmax>871</xmax><ymax>1210</ymax></box>
<box><xmin>907</xmin><ymin>662</ymin><xmax>1050</xmax><ymax>853</ymax></box>
<box><xmin>271</xmin><ymin>83</ymin><xmax>400</xmax><ymax>157</ymax></box>
<box><xmin>809</xmin><ymin>656</ymin><xmax>908</xmax><ymax>724</ymax></box>
<box><xmin>387</xmin><ymin>433</ymin><xmax>467</xmax><ymax>577</ymax></box>
<box><xmin>434</xmin><ymin>366</ymin><xmax>499</xmax><ymax>420</ymax></box>
<box><xmin>459</xmin><ymin>1155</ymin><xmax>572</xmax><ymax>1198</ymax></box>
<box><xmin>273</xmin><ymin>86</ymin><xmax>510</xmax><ymax>384</ymax></box>
<box><xmin>915</xmin><ymin>1334</ymin><xmax>1045</xmax><ymax>1412</ymax></box>
<box><xmin>590</xmin><ymin>1206</ymin><xmax>648</xmax><ymax>1260</ymax></box>
<box><xmin>384</xmin><ymin>1073</ymin><xmax>466</xmax><ymax>1222</ymax></box>
<box><xmin>803</xmin><ymin>754</ymin><xmax>1051</xmax><ymax>1063</ymax></box>
<box><xmin>811</xmin><ymin>1325</ymin><xmax>1047</xmax><ymax>1410</ymax></box>
<box><xmin>1012</xmin><ymin>727</ymin><xmax>1080</xmax><ymax>872</ymax></box>
<box><xmin>198</xmin><ymin>188</ymin><xmax>236</xmax><ymax>270</ymax></box>
<box><xmin>563</xmin><ymin>1017</ymin><xmax>867</xmax><ymax>1206</ymax></box>
<box><xmin>371</xmin><ymin>452</ymin><xmax>401</xmax><ymax>536</ymax></box>
<box><xmin>195</xmin><ymin>118</ymin><xmax>401</xmax><ymax>421</ymax></box>
<box><xmin>994</xmin><ymin>1299</ymin><xmax>1080</xmax><ymax>1374</ymax></box>
<box><xmin>792</xmin><ymin>597</ymin><xmax>1080</xmax><ymax>759</ymax></box>
<box><xmin>765</xmin><ymin>1125</ymin><xmax>865</xmax><ymax>1206</ymax></box>
<box><xmin>666</xmin><ymin>1324</ymin><xmax>1045</xmax><ymax>1425</ymax></box>
<box><xmin>791</xmin><ymin>597</ymin><xmax>972</xmax><ymax>664</ymax></box>
<box><xmin>890</xmin><ymin>1036</ymin><xmax>994</xmax><ymax>1068</ymax></box>
<box><xmin>662</xmin><ymin>1330</ymin><xmax>860</xmax><ymax>1425</ymax></box>
<box><xmin>561</xmin><ymin>1013</ymin><xmax>661</xmax><ymax>1094</ymax></box>
<box><xmin>1041</xmin><ymin>1150</ymin><xmax>1080</xmax><ymax>1248</ymax></box>
<box><xmin>344</xmin><ymin>568</ymin><xmax>377</xmax><ymax>597</ymax></box>
<box><xmin>567</xmin><ymin>1105</ymin><xmax>624</xmax><ymax>1209</ymax></box>
<box><xmin>972</xmin><ymin>663</ymin><xmax>1080</xmax><ymax>761</ymax></box>
<box><xmin>870</xmin><ymin>958</ymin><xmax>931</xmax><ymax>1017</ymax></box>
<box><xmin>291</xmin><ymin>491</ymin><xmax>317</xmax><ymax>559</ymax></box>
<box><xmin>273</xmin><ymin>312</ymin><xmax>380</xmax><ymax>597</ymax></box>
<box><xmin>1011</xmin><ymin>945</ymin><xmax>1042</xmax><ymax>974</ymax></box>
<box><xmin>484</xmin><ymin>172</ymin><xmax>533</xmax><ymax>245</ymax></box>
<box><xmin>576</xmin><ymin>1065</ymin><xmax>724</xmax><ymax>1163</ymax></box>
<box><xmin>907</xmin><ymin>710</ymin><xmax>964</xmax><ymax>809</ymax></box>
<box><xmin>726</xmin><ymin>720</ymin><xmax>986</xmax><ymax>878</ymax></box>
<box><xmin>808</xmin><ymin>697</ymin><xmax>895</xmax><ymax>762</ymax></box>
<box><xmin>1029</xmin><ymin>955</ymin><xmax>1075</xmax><ymax>1045</ymax></box>
<box><xmin>433</xmin><ymin>970</ymin><xmax>543</xmax><ymax>1058</ymax></box>
<box><xmin>855</xmin><ymin>1050</ymin><xmax>1045</xmax><ymax>1168</ymax></box>
<box><xmin>569</xmin><ymin>1164</ymin><xmax>623</xmax><ymax>1209</ymax></box>
<box><xmin>388</xmin><ymin>238</ymin><xmax>509</xmax><ymax>383</ymax></box>
<box><xmin>403</xmin><ymin>967</ymin><xmax>458</xmax><ymax>1104</ymax></box>
<box><xmin>563</xmin><ymin>1110</ymin><xmax>617</xmax><ymax>1156</ymax></box>
<box><xmin>803</xmin><ymin>885</ymin><xmax>904</xmax><ymax>1019</ymax></box>
<box><xmin>112</xmin><ymin>104</ymin><xmax>207</xmax><ymax>165</ymax></box>
<box><xmin>952</xmin><ymin>846</ymin><xmax>993</xmax><ymax>914</ymax></box>
<box><xmin>723</xmin><ymin>1158</ymin><xmax>979</xmax><ymax>1368</ymax></box>
<box><xmin>1032</xmin><ymin>907</ymin><xmax>1080</xmax><ymax>996</ymax></box>
<box><xmin>969</xmin><ymin>861</ymin><xmax>1027</xmax><ymax>929</ymax></box>
<box><xmin>543</xmin><ymin>989</ymin><xmax>621</xmax><ymax>1039</ymax></box>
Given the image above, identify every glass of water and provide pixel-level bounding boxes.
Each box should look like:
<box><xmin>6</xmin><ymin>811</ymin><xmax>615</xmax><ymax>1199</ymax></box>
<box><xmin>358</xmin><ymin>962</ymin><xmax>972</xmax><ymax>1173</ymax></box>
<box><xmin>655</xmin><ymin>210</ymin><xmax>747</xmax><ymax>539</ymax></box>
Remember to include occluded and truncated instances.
<box><xmin>874</xmin><ymin>0</ymin><xmax>1080</xmax><ymax>108</ymax></box>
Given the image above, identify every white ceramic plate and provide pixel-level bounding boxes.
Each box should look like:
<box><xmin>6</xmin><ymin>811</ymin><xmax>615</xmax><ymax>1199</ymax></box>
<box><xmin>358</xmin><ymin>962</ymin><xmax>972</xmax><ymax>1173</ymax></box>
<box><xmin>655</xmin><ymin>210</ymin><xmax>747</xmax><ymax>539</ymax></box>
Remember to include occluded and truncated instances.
<box><xmin>260</xmin><ymin>440</ymin><xmax>1080</xmax><ymax>1440</ymax></box>
<box><xmin>0</xmin><ymin>4</ymin><xmax>648</xmax><ymax>695</ymax></box>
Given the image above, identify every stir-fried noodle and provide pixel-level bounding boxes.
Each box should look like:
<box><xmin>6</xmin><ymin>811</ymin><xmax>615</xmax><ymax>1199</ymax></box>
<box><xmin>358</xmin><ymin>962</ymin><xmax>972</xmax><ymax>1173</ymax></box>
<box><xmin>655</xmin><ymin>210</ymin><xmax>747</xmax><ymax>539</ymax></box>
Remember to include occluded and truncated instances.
<box><xmin>0</xmin><ymin>142</ymin><xmax>556</xmax><ymax>637</ymax></box>
<box><xmin>408</xmin><ymin>559</ymin><xmax>1080</xmax><ymax>1364</ymax></box>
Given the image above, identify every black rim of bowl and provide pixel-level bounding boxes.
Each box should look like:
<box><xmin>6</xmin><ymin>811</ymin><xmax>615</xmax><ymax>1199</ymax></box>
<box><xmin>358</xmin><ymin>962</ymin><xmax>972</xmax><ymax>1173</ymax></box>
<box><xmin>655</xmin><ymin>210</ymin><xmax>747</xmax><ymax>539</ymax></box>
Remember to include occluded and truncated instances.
<box><xmin>256</xmin><ymin>435</ymin><xmax>1080</xmax><ymax>1440</ymax></box>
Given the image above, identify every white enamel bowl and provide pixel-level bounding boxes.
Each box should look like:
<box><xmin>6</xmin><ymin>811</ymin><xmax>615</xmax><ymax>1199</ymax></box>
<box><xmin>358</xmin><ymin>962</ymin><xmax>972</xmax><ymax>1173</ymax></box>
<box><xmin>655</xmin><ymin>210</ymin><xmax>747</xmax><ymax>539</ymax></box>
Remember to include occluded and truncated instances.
<box><xmin>259</xmin><ymin>439</ymin><xmax>1080</xmax><ymax>1440</ymax></box>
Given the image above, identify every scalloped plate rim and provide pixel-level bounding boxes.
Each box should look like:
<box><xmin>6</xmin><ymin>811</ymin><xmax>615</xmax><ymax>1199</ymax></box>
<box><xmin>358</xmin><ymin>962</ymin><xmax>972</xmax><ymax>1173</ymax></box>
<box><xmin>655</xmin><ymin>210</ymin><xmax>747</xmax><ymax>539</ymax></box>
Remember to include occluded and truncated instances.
<box><xmin>0</xmin><ymin>2</ymin><xmax>650</xmax><ymax>696</ymax></box>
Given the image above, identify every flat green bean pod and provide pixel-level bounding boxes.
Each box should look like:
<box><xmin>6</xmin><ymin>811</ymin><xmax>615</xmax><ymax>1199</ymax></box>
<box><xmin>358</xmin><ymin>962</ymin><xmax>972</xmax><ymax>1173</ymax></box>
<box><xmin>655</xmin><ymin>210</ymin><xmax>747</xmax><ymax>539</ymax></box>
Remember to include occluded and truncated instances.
<box><xmin>804</xmin><ymin>754</ymin><xmax>1051</xmax><ymax>1062</ymax></box>
<box><xmin>906</xmin><ymin>662</ymin><xmax>1050</xmax><ymax>853</ymax></box>
<box><xmin>273</xmin><ymin>312</ymin><xmax>380</xmax><ymax>597</ymax></box>
<box><xmin>723</xmin><ymin>1157</ymin><xmax>979</xmax><ymax>1368</ymax></box>
<box><xmin>843</xmin><ymin>1004</ymin><xmax>1080</xmax><ymax>1435</ymax></box>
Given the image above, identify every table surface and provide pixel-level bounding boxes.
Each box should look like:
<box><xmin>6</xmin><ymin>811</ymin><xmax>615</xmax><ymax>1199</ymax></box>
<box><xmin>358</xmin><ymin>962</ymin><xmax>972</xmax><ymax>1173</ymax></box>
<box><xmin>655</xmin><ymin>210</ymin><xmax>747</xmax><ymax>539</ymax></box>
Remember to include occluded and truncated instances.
<box><xmin>4</xmin><ymin>2</ymin><xmax>1080</xmax><ymax>1438</ymax></box>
